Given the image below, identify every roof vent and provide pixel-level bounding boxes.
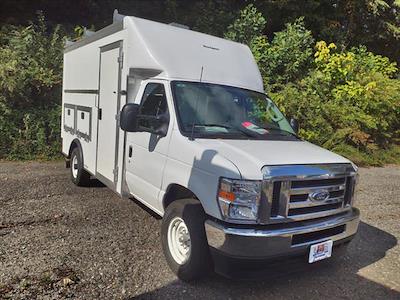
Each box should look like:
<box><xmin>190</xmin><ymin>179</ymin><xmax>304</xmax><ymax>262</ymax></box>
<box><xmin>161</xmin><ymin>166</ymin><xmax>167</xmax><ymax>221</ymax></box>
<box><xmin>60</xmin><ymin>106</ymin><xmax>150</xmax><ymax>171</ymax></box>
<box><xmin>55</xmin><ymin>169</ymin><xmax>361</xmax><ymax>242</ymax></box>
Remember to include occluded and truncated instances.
<box><xmin>113</xmin><ymin>9</ymin><xmax>125</xmax><ymax>23</ymax></box>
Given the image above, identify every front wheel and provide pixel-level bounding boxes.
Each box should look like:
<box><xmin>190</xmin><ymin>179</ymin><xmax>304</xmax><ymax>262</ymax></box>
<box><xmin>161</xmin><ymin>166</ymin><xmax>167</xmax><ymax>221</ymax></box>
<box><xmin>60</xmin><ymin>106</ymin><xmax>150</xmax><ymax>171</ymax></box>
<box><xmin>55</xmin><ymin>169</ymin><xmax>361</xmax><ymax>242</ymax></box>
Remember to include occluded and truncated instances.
<box><xmin>161</xmin><ymin>199</ymin><xmax>212</xmax><ymax>281</ymax></box>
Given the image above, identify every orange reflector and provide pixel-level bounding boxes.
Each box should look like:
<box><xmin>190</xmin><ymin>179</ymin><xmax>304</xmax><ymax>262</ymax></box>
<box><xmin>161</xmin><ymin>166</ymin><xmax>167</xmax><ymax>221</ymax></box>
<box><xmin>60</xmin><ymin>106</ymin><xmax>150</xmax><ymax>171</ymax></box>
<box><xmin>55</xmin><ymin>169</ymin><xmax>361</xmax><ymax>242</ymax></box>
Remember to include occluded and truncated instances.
<box><xmin>219</xmin><ymin>190</ymin><xmax>235</xmax><ymax>201</ymax></box>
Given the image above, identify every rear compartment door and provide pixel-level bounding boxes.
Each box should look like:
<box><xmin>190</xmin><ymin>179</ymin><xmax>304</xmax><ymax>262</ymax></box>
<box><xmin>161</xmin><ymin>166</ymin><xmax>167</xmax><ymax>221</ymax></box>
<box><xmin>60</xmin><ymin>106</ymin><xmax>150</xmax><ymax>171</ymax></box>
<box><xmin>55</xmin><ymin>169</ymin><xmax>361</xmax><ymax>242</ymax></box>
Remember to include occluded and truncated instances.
<box><xmin>96</xmin><ymin>41</ymin><xmax>122</xmax><ymax>187</ymax></box>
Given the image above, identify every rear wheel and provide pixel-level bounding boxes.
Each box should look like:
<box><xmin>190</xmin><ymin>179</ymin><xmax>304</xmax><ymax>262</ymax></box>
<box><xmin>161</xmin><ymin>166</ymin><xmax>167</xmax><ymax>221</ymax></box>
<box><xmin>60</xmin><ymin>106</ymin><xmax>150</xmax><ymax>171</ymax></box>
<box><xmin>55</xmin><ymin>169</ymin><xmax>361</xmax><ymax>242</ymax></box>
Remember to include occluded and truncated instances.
<box><xmin>161</xmin><ymin>199</ymin><xmax>212</xmax><ymax>281</ymax></box>
<box><xmin>70</xmin><ymin>147</ymin><xmax>90</xmax><ymax>186</ymax></box>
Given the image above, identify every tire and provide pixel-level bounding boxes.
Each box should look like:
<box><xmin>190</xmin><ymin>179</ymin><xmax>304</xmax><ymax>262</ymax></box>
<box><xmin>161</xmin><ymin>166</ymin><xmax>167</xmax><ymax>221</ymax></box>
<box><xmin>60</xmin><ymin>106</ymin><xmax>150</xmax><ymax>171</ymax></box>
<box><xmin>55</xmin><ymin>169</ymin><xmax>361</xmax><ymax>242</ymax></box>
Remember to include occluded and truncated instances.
<box><xmin>70</xmin><ymin>147</ymin><xmax>91</xmax><ymax>186</ymax></box>
<box><xmin>161</xmin><ymin>198</ymin><xmax>212</xmax><ymax>281</ymax></box>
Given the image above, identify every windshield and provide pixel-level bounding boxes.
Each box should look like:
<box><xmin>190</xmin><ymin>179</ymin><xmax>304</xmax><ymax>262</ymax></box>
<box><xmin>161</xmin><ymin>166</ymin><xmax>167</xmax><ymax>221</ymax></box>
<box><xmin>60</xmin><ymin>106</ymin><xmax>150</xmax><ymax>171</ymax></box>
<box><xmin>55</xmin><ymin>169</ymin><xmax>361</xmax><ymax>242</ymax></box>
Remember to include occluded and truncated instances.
<box><xmin>171</xmin><ymin>81</ymin><xmax>297</xmax><ymax>140</ymax></box>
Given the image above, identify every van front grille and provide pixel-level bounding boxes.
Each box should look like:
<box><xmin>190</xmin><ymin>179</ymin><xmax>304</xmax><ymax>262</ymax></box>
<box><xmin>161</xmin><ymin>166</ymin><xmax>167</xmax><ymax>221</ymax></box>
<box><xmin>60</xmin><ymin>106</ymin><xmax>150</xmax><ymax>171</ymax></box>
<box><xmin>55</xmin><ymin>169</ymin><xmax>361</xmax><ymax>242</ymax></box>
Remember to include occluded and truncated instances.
<box><xmin>291</xmin><ymin>177</ymin><xmax>345</xmax><ymax>188</ymax></box>
<box><xmin>270</xmin><ymin>181</ymin><xmax>281</xmax><ymax>217</ymax></box>
<box><xmin>288</xmin><ymin>202</ymin><xmax>342</xmax><ymax>216</ymax></box>
<box><xmin>284</xmin><ymin>176</ymin><xmax>348</xmax><ymax>220</ymax></box>
<box><xmin>262</xmin><ymin>164</ymin><xmax>357</xmax><ymax>223</ymax></box>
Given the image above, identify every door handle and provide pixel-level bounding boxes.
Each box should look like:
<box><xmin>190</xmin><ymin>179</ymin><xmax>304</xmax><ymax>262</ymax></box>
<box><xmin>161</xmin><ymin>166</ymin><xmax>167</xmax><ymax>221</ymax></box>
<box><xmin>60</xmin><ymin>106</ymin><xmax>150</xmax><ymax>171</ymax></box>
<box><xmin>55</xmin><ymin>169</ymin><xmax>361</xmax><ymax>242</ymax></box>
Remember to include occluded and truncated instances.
<box><xmin>98</xmin><ymin>108</ymin><xmax>102</xmax><ymax>120</ymax></box>
<box><xmin>128</xmin><ymin>146</ymin><xmax>133</xmax><ymax>158</ymax></box>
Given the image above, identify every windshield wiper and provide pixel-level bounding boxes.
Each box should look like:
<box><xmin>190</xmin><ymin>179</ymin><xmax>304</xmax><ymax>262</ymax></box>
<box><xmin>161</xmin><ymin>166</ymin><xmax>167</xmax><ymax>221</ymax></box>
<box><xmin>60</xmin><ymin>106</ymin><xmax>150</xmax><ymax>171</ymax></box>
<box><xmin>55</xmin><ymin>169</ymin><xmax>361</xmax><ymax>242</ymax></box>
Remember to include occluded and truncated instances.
<box><xmin>264</xmin><ymin>127</ymin><xmax>300</xmax><ymax>139</ymax></box>
<box><xmin>192</xmin><ymin>123</ymin><xmax>232</xmax><ymax>129</ymax></box>
<box><xmin>246</xmin><ymin>123</ymin><xmax>299</xmax><ymax>139</ymax></box>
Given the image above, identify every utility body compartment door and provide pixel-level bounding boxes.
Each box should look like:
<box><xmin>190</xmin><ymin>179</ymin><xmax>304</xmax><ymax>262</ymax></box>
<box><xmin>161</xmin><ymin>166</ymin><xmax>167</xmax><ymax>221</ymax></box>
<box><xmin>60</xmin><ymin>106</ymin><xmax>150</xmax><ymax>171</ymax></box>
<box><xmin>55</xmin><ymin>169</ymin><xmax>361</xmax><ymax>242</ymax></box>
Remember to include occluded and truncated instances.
<box><xmin>125</xmin><ymin>80</ymin><xmax>172</xmax><ymax>214</ymax></box>
<box><xmin>96</xmin><ymin>42</ymin><xmax>122</xmax><ymax>187</ymax></box>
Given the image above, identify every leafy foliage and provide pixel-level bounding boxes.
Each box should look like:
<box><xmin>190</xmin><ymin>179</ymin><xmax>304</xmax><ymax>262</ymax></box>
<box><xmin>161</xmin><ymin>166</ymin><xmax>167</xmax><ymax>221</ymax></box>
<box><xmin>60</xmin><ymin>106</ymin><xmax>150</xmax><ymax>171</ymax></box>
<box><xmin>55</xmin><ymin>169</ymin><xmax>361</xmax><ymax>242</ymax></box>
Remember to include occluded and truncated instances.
<box><xmin>0</xmin><ymin>13</ymin><xmax>63</xmax><ymax>108</ymax></box>
<box><xmin>250</xmin><ymin>18</ymin><xmax>314</xmax><ymax>89</ymax></box>
<box><xmin>224</xmin><ymin>4</ymin><xmax>266</xmax><ymax>45</ymax></box>
<box><xmin>0</xmin><ymin>13</ymin><xmax>64</xmax><ymax>159</ymax></box>
<box><xmin>0</xmin><ymin>6</ymin><xmax>399</xmax><ymax>166</ymax></box>
<box><xmin>228</xmin><ymin>4</ymin><xmax>400</xmax><ymax>166</ymax></box>
<box><xmin>272</xmin><ymin>43</ymin><xmax>400</xmax><ymax>163</ymax></box>
<box><xmin>0</xmin><ymin>0</ymin><xmax>399</xmax><ymax>63</ymax></box>
<box><xmin>191</xmin><ymin>0</ymin><xmax>236</xmax><ymax>37</ymax></box>
<box><xmin>0</xmin><ymin>106</ymin><xmax>61</xmax><ymax>160</ymax></box>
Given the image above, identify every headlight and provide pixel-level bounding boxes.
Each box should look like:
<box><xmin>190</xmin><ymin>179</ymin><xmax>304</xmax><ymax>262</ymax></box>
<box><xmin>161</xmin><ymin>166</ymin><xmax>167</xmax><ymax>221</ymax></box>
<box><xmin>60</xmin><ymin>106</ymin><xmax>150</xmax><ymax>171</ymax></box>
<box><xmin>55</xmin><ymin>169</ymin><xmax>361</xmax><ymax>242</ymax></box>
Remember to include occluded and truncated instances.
<box><xmin>350</xmin><ymin>161</ymin><xmax>359</xmax><ymax>173</ymax></box>
<box><xmin>217</xmin><ymin>178</ymin><xmax>262</xmax><ymax>221</ymax></box>
<box><xmin>351</xmin><ymin>172</ymin><xmax>360</xmax><ymax>206</ymax></box>
<box><xmin>348</xmin><ymin>162</ymin><xmax>359</xmax><ymax>206</ymax></box>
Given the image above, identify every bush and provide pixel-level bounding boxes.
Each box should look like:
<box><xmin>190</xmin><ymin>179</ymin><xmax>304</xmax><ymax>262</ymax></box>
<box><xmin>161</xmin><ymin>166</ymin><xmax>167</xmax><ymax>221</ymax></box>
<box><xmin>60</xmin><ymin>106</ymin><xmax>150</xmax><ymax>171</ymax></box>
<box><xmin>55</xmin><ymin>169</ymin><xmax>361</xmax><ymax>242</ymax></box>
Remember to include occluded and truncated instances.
<box><xmin>224</xmin><ymin>4</ymin><xmax>266</xmax><ymax>45</ymax></box>
<box><xmin>0</xmin><ymin>7</ymin><xmax>398</xmax><ymax>166</ymax></box>
<box><xmin>0</xmin><ymin>106</ymin><xmax>61</xmax><ymax>160</ymax></box>
<box><xmin>251</xmin><ymin>18</ymin><xmax>314</xmax><ymax>89</ymax></box>
<box><xmin>0</xmin><ymin>13</ymin><xmax>64</xmax><ymax>160</ymax></box>
<box><xmin>226</xmin><ymin>5</ymin><xmax>400</xmax><ymax>166</ymax></box>
<box><xmin>273</xmin><ymin>43</ymin><xmax>400</xmax><ymax>150</ymax></box>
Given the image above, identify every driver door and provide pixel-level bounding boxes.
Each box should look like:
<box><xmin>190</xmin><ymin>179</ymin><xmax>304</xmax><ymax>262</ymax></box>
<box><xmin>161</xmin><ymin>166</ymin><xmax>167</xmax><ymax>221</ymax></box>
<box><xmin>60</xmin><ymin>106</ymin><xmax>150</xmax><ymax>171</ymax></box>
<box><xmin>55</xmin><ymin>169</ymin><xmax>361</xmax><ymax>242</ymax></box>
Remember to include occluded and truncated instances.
<box><xmin>125</xmin><ymin>81</ymin><xmax>172</xmax><ymax>213</ymax></box>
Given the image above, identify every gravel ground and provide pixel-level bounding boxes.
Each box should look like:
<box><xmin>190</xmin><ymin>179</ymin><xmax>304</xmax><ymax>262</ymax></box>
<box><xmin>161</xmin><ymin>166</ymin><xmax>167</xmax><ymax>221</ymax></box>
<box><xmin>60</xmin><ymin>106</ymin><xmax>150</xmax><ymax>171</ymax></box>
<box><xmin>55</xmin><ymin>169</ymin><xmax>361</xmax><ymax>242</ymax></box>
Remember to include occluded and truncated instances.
<box><xmin>0</xmin><ymin>161</ymin><xmax>399</xmax><ymax>299</ymax></box>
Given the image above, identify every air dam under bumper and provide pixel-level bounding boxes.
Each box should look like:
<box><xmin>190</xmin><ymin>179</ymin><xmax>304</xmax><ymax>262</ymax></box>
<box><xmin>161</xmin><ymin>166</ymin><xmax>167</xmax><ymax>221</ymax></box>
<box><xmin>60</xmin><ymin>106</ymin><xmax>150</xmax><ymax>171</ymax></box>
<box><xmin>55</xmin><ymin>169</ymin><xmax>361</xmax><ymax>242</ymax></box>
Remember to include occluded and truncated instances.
<box><xmin>205</xmin><ymin>208</ymin><xmax>360</xmax><ymax>259</ymax></box>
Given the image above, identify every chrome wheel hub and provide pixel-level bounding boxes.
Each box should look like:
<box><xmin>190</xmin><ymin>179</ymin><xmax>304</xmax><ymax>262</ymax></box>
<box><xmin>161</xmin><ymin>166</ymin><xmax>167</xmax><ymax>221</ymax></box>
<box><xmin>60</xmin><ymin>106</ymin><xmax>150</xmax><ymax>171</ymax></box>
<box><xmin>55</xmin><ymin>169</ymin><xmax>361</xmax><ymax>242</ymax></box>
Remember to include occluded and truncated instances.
<box><xmin>72</xmin><ymin>155</ymin><xmax>78</xmax><ymax>178</ymax></box>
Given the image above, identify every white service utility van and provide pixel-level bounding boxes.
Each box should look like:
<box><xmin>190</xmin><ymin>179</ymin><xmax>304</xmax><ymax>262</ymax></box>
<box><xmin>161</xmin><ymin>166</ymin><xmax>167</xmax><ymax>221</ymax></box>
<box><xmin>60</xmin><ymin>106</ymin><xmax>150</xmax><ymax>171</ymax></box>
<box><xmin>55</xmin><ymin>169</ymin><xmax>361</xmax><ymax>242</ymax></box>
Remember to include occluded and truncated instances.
<box><xmin>61</xmin><ymin>11</ymin><xmax>360</xmax><ymax>280</ymax></box>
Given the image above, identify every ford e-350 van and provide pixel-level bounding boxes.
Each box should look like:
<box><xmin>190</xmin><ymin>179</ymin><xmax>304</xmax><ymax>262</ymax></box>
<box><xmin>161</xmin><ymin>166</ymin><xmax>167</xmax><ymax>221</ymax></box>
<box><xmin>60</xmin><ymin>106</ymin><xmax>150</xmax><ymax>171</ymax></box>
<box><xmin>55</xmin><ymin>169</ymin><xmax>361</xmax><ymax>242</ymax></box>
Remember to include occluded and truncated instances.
<box><xmin>61</xmin><ymin>11</ymin><xmax>360</xmax><ymax>281</ymax></box>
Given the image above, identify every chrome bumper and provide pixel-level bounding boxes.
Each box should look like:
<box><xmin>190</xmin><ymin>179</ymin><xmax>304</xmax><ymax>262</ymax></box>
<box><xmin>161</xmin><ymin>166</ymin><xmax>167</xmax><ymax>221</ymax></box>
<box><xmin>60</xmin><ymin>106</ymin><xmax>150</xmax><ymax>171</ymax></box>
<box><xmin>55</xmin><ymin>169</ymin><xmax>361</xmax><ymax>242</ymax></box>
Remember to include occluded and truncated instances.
<box><xmin>205</xmin><ymin>208</ymin><xmax>360</xmax><ymax>259</ymax></box>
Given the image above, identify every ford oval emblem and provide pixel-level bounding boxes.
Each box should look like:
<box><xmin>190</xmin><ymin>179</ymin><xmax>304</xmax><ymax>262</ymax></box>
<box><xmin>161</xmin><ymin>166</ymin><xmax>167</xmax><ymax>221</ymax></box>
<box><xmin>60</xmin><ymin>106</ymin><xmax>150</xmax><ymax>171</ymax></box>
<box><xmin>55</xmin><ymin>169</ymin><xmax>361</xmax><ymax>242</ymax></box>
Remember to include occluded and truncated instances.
<box><xmin>310</xmin><ymin>190</ymin><xmax>330</xmax><ymax>202</ymax></box>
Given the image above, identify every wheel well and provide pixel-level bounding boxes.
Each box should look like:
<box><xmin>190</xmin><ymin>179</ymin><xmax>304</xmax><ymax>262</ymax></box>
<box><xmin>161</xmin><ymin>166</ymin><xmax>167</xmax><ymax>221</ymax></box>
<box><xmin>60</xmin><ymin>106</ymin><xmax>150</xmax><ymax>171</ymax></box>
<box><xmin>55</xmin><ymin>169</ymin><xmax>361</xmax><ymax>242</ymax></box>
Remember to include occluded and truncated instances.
<box><xmin>66</xmin><ymin>139</ymin><xmax>83</xmax><ymax>168</ymax></box>
<box><xmin>163</xmin><ymin>184</ymin><xmax>199</xmax><ymax>209</ymax></box>
<box><xmin>68</xmin><ymin>139</ymin><xmax>81</xmax><ymax>158</ymax></box>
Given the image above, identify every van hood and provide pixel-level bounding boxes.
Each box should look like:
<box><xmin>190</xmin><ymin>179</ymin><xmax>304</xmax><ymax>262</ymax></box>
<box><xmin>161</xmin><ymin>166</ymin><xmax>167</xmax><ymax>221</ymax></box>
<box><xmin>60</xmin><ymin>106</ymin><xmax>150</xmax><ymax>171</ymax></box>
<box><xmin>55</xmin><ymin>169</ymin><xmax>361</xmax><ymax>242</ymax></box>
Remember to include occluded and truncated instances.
<box><xmin>195</xmin><ymin>139</ymin><xmax>350</xmax><ymax>179</ymax></box>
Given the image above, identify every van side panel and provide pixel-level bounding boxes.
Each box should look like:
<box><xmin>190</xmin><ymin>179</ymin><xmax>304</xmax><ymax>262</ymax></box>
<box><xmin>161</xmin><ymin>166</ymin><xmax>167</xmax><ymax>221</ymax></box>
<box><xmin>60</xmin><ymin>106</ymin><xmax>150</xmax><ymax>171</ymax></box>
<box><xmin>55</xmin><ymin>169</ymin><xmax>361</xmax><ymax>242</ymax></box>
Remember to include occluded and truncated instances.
<box><xmin>62</xmin><ymin>30</ymin><xmax>127</xmax><ymax>182</ymax></box>
<box><xmin>61</xmin><ymin>93</ymin><xmax>97</xmax><ymax>172</ymax></box>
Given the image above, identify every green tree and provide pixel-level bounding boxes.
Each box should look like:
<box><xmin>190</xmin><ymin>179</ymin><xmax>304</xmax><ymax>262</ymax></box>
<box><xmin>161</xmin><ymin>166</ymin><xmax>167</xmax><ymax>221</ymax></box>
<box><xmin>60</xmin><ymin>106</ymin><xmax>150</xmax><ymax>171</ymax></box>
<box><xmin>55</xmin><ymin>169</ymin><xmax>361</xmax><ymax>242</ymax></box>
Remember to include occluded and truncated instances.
<box><xmin>0</xmin><ymin>12</ymin><xmax>65</xmax><ymax>159</ymax></box>
<box><xmin>225</xmin><ymin>5</ymin><xmax>314</xmax><ymax>89</ymax></box>
<box><xmin>192</xmin><ymin>0</ymin><xmax>236</xmax><ymax>37</ymax></box>
<box><xmin>251</xmin><ymin>18</ymin><xmax>314</xmax><ymax>89</ymax></box>
<box><xmin>226</xmin><ymin>4</ymin><xmax>400</xmax><ymax>165</ymax></box>
<box><xmin>254</xmin><ymin>0</ymin><xmax>400</xmax><ymax>64</ymax></box>
<box><xmin>224</xmin><ymin>4</ymin><xmax>266</xmax><ymax>45</ymax></box>
<box><xmin>273</xmin><ymin>42</ymin><xmax>400</xmax><ymax>158</ymax></box>
<box><xmin>0</xmin><ymin>12</ymin><xmax>64</xmax><ymax>108</ymax></box>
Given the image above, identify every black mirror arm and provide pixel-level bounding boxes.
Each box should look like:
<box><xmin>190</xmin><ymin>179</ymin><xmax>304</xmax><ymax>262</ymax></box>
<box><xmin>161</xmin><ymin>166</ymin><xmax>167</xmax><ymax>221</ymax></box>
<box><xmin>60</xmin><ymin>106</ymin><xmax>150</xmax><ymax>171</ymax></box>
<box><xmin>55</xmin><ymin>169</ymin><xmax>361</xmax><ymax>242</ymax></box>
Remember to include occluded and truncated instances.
<box><xmin>154</xmin><ymin>126</ymin><xmax>168</xmax><ymax>137</ymax></box>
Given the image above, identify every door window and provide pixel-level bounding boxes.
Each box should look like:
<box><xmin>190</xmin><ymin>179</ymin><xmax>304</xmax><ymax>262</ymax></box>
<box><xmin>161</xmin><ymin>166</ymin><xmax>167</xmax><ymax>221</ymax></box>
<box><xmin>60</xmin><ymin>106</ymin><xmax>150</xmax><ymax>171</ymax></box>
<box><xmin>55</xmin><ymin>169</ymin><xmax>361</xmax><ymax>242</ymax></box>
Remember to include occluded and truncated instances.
<box><xmin>138</xmin><ymin>83</ymin><xmax>169</xmax><ymax>132</ymax></box>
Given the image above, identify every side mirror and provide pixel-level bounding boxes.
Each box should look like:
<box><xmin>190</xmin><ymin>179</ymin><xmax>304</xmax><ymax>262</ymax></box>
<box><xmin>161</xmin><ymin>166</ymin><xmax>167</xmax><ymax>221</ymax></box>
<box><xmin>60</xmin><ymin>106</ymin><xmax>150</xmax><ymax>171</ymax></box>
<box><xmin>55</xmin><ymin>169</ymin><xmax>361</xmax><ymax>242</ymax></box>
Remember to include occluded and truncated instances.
<box><xmin>120</xmin><ymin>103</ymin><xmax>140</xmax><ymax>132</ymax></box>
<box><xmin>290</xmin><ymin>118</ymin><xmax>299</xmax><ymax>134</ymax></box>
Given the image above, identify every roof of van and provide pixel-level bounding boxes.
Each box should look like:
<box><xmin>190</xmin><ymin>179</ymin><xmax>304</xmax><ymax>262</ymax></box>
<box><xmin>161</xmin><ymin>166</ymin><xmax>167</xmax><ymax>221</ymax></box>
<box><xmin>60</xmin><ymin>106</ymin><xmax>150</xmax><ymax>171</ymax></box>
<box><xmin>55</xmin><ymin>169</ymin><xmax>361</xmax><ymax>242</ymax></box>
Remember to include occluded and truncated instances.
<box><xmin>65</xmin><ymin>14</ymin><xmax>264</xmax><ymax>93</ymax></box>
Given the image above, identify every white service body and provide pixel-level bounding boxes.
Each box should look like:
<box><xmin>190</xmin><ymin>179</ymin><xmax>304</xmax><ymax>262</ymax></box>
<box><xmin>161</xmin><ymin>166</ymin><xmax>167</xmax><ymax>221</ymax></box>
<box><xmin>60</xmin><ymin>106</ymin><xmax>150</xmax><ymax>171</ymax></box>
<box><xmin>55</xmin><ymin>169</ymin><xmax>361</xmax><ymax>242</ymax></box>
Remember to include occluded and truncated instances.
<box><xmin>61</xmin><ymin>14</ymin><xmax>360</xmax><ymax>267</ymax></box>
<box><xmin>61</xmin><ymin>15</ymin><xmax>268</xmax><ymax>216</ymax></box>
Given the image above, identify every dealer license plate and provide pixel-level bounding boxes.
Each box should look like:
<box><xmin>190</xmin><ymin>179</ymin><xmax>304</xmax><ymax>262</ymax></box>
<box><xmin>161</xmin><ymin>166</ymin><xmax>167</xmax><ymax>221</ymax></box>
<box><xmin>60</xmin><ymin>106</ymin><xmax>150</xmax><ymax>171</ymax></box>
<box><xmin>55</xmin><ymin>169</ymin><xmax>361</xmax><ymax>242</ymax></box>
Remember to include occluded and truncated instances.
<box><xmin>308</xmin><ymin>240</ymin><xmax>333</xmax><ymax>263</ymax></box>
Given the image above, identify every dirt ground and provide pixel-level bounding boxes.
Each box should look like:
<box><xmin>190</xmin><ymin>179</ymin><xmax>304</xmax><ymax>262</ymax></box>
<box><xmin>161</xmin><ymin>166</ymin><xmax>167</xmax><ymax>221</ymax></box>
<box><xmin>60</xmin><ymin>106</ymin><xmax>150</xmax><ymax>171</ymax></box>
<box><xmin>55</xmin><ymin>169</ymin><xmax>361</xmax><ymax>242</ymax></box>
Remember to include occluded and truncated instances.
<box><xmin>0</xmin><ymin>161</ymin><xmax>399</xmax><ymax>299</ymax></box>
